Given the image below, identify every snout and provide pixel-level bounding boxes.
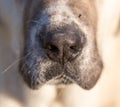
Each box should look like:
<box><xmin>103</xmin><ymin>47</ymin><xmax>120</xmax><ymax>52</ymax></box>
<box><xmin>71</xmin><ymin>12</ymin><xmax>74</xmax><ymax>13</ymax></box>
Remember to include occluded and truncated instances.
<box><xmin>43</xmin><ymin>24</ymin><xmax>85</xmax><ymax>63</ymax></box>
<box><xmin>20</xmin><ymin>0</ymin><xmax>103</xmax><ymax>90</ymax></box>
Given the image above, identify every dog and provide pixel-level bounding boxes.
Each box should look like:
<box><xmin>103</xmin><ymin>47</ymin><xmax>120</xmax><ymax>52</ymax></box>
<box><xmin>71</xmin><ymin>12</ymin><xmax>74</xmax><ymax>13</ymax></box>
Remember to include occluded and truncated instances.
<box><xmin>0</xmin><ymin>0</ymin><xmax>120</xmax><ymax>107</ymax></box>
<box><xmin>19</xmin><ymin>0</ymin><xmax>103</xmax><ymax>90</ymax></box>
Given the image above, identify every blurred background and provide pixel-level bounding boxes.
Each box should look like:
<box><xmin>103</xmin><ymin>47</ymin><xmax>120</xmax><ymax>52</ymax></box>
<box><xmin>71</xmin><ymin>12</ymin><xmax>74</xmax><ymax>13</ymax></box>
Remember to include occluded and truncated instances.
<box><xmin>0</xmin><ymin>0</ymin><xmax>120</xmax><ymax>107</ymax></box>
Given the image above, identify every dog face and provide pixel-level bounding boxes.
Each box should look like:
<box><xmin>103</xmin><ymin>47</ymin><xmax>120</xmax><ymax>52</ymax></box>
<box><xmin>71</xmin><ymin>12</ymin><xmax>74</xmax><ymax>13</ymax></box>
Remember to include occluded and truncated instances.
<box><xmin>20</xmin><ymin>0</ymin><xmax>103</xmax><ymax>90</ymax></box>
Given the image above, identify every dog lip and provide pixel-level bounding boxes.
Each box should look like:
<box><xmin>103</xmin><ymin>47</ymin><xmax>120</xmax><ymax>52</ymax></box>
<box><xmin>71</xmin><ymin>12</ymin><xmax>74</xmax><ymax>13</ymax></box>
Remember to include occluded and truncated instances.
<box><xmin>45</xmin><ymin>70</ymin><xmax>76</xmax><ymax>85</ymax></box>
<box><xmin>58</xmin><ymin>74</ymin><xmax>75</xmax><ymax>84</ymax></box>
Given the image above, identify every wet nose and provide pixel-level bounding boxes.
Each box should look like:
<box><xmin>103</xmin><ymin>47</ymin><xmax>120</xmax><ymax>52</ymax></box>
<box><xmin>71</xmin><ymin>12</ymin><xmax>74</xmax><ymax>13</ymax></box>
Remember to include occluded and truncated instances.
<box><xmin>44</xmin><ymin>25</ymin><xmax>85</xmax><ymax>63</ymax></box>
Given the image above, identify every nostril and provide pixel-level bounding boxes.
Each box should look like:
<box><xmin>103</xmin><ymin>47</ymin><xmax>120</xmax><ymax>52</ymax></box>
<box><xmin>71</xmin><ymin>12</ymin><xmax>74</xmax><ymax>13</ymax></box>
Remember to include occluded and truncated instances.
<box><xmin>46</xmin><ymin>44</ymin><xmax>59</xmax><ymax>53</ymax></box>
<box><xmin>70</xmin><ymin>46</ymin><xmax>76</xmax><ymax>50</ymax></box>
<box><xmin>70</xmin><ymin>45</ymin><xmax>79</xmax><ymax>52</ymax></box>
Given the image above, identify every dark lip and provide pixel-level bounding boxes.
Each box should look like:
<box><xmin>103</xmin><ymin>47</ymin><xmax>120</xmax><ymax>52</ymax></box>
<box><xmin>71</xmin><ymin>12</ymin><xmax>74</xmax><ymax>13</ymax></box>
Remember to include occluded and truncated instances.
<box><xmin>45</xmin><ymin>71</ymin><xmax>75</xmax><ymax>86</ymax></box>
<box><xmin>57</xmin><ymin>74</ymin><xmax>75</xmax><ymax>84</ymax></box>
<box><xmin>47</xmin><ymin>65</ymin><xmax>76</xmax><ymax>85</ymax></box>
<box><xmin>43</xmin><ymin>60</ymin><xmax>77</xmax><ymax>83</ymax></box>
<box><xmin>20</xmin><ymin>53</ymin><xmax>78</xmax><ymax>88</ymax></box>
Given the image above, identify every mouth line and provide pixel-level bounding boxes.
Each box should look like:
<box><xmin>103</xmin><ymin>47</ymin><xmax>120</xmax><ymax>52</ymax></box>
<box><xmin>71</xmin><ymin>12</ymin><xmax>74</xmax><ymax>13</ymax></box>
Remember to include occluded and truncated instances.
<box><xmin>43</xmin><ymin>60</ymin><xmax>77</xmax><ymax>85</ymax></box>
<box><xmin>45</xmin><ymin>70</ymin><xmax>76</xmax><ymax>85</ymax></box>
<box><xmin>58</xmin><ymin>73</ymin><xmax>75</xmax><ymax>84</ymax></box>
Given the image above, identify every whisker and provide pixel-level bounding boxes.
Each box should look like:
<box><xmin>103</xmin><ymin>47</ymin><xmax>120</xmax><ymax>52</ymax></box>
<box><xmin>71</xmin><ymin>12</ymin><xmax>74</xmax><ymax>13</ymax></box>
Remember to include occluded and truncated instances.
<box><xmin>1</xmin><ymin>52</ymin><xmax>31</xmax><ymax>74</ymax></box>
<box><xmin>2</xmin><ymin>58</ymin><xmax>21</xmax><ymax>74</ymax></box>
<box><xmin>26</xmin><ymin>20</ymin><xmax>40</xmax><ymax>25</ymax></box>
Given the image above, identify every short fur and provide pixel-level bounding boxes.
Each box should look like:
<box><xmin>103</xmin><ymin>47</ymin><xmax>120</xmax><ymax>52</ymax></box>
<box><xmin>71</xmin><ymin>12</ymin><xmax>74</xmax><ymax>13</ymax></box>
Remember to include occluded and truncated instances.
<box><xmin>19</xmin><ymin>0</ymin><xmax>103</xmax><ymax>90</ymax></box>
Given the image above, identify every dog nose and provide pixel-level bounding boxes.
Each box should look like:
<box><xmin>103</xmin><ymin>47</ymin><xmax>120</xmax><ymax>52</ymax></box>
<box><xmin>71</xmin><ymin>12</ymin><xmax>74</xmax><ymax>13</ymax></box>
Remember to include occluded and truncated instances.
<box><xmin>44</xmin><ymin>26</ymin><xmax>85</xmax><ymax>63</ymax></box>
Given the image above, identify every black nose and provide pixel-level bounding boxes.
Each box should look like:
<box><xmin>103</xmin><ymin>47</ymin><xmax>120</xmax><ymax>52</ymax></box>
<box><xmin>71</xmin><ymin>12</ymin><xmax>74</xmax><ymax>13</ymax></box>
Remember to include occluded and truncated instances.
<box><xmin>43</xmin><ymin>25</ymin><xmax>85</xmax><ymax>63</ymax></box>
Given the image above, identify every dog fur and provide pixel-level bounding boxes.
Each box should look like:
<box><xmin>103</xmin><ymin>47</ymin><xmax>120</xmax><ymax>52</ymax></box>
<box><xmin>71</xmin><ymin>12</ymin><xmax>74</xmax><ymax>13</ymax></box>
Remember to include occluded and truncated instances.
<box><xmin>0</xmin><ymin>0</ymin><xmax>120</xmax><ymax>107</ymax></box>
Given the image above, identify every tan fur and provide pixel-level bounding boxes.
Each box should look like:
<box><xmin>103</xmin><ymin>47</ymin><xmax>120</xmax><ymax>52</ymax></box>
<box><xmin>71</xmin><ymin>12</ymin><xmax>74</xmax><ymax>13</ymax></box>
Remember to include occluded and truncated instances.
<box><xmin>0</xmin><ymin>0</ymin><xmax>120</xmax><ymax>107</ymax></box>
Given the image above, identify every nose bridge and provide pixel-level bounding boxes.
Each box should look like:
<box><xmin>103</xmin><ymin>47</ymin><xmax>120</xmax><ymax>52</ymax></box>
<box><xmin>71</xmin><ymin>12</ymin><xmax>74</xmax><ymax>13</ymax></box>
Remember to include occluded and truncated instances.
<box><xmin>47</xmin><ymin>1</ymin><xmax>75</xmax><ymax>25</ymax></box>
<box><xmin>36</xmin><ymin>0</ymin><xmax>78</xmax><ymax>34</ymax></box>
